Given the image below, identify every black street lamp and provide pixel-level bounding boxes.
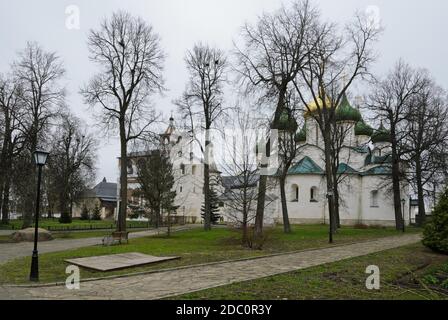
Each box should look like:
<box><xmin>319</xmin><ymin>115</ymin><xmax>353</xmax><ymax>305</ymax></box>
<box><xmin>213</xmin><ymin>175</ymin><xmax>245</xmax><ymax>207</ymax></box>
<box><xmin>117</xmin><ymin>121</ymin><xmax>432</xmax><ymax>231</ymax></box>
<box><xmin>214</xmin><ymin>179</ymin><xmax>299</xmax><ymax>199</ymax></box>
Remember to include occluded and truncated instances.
<box><xmin>29</xmin><ymin>150</ymin><xmax>49</xmax><ymax>282</ymax></box>
<box><xmin>401</xmin><ymin>198</ymin><xmax>406</xmax><ymax>233</ymax></box>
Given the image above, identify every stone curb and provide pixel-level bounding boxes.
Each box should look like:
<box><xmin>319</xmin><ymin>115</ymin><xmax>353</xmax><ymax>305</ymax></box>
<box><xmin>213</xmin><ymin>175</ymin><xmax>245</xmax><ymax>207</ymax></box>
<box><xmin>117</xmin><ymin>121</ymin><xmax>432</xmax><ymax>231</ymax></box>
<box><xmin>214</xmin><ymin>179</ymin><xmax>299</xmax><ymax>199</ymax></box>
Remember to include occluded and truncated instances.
<box><xmin>3</xmin><ymin>233</ymin><xmax>422</xmax><ymax>288</ymax></box>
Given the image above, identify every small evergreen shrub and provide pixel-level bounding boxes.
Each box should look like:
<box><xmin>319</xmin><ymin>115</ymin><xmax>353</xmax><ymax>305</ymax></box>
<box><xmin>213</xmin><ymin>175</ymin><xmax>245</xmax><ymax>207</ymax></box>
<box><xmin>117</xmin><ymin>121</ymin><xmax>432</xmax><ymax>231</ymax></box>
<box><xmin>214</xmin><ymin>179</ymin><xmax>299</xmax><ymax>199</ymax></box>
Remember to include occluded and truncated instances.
<box><xmin>59</xmin><ymin>212</ymin><xmax>72</xmax><ymax>224</ymax></box>
<box><xmin>423</xmin><ymin>188</ymin><xmax>448</xmax><ymax>254</ymax></box>
<box><xmin>91</xmin><ymin>205</ymin><xmax>102</xmax><ymax>221</ymax></box>
<box><xmin>201</xmin><ymin>188</ymin><xmax>222</xmax><ymax>225</ymax></box>
<box><xmin>80</xmin><ymin>206</ymin><xmax>90</xmax><ymax>221</ymax></box>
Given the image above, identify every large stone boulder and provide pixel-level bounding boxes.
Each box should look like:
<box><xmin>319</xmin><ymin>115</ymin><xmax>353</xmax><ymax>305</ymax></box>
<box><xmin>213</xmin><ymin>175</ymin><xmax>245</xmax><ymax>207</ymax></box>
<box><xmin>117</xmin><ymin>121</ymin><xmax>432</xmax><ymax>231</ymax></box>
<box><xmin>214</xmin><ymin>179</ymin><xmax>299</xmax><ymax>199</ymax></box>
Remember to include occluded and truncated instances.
<box><xmin>11</xmin><ymin>228</ymin><xmax>53</xmax><ymax>242</ymax></box>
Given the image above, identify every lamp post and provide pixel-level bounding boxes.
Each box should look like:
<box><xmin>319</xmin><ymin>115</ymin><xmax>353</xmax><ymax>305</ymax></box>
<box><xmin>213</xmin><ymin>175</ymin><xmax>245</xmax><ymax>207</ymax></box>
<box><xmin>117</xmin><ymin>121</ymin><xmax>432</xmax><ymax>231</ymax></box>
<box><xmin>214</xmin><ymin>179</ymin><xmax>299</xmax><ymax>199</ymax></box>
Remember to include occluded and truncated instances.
<box><xmin>29</xmin><ymin>150</ymin><xmax>49</xmax><ymax>282</ymax></box>
<box><xmin>401</xmin><ymin>198</ymin><xmax>406</xmax><ymax>233</ymax></box>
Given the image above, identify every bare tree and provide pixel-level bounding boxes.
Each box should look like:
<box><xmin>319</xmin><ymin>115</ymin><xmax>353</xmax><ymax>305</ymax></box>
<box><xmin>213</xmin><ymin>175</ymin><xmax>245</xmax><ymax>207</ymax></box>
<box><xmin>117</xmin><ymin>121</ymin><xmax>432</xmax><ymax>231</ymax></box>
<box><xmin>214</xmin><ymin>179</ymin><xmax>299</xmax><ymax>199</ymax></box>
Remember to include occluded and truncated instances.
<box><xmin>293</xmin><ymin>10</ymin><xmax>380</xmax><ymax>242</ymax></box>
<box><xmin>368</xmin><ymin>61</ymin><xmax>428</xmax><ymax>230</ymax></box>
<box><xmin>277</xmin><ymin>93</ymin><xmax>306</xmax><ymax>233</ymax></box>
<box><xmin>330</xmin><ymin>94</ymin><xmax>362</xmax><ymax>229</ymax></box>
<box><xmin>13</xmin><ymin>42</ymin><xmax>66</xmax><ymax>228</ymax></box>
<box><xmin>235</xmin><ymin>0</ymin><xmax>319</xmax><ymax>240</ymax></box>
<box><xmin>403</xmin><ymin>74</ymin><xmax>448</xmax><ymax>224</ymax></box>
<box><xmin>46</xmin><ymin>113</ymin><xmax>97</xmax><ymax>223</ymax></box>
<box><xmin>81</xmin><ymin>11</ymin><xmax>165</xmax><ymax>233</ymax></box>
<box><xmin>0</xmin><ymin>74</ymin><xmax>26</xmax><ymax>224</ymax></box>
<box><xmin>175</xmin><ymin>43</ymin><xmax>228</xmax><ymax>231</ymax></box>
<box><xmin>219</xmin><ymin>109</ymin><xmax>261</xmax><ymax>246</ymax></box>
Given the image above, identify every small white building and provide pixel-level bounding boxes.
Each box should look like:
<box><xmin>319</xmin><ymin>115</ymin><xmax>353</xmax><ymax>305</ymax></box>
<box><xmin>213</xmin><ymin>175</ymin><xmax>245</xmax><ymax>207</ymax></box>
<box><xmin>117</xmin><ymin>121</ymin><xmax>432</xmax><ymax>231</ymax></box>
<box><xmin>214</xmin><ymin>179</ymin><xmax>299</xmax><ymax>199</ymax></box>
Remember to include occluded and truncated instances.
<box><xmin>123</xmin><ymin>117</ymin><xmax>222</xmax><ymax>224</ymax></box>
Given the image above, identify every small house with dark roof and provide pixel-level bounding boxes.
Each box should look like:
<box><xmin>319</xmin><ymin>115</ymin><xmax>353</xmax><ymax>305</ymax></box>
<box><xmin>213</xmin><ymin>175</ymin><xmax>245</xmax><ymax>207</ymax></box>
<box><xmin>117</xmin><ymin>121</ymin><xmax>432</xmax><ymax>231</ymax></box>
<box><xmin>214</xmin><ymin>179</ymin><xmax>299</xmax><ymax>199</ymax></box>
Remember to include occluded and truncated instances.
<box><xmin>72</xmin><ymin>178</ymin><xmax>118</xmax><ymax>220</ymax></box>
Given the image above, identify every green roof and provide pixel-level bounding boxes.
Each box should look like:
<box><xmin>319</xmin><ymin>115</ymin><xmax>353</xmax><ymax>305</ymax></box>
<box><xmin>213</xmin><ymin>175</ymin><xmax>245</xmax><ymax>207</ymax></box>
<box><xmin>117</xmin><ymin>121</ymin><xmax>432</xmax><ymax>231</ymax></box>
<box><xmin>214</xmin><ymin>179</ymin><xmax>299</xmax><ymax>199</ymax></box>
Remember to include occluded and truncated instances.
<box><xmin>288</xmin><ymin>157</ymin><xmax>324</xmax><ymax>175</ymax></box>
<box><xmin>355</xmin><ymin>120</ymin><xmax>374</xmax><ymax>136</ymax></box>
<box><xmin>337</xmin><ymin>163</ymin><xmax>358</xmax><ymax>174</ymax></box>
<box><xmin>365</xmin><ymin>154</ymin><xmax>392</xmax><ymax>166</ymax></box>
<box><xmin>371</xmin><ymin>124</ymin><xmax>392</xmax><ymax>144</ymax></box>
<box><xmin>272</xmin><ymin>108</ymin><xmax>298</xmax><ymax>133</ymax></box>
<box><xmin>335</xmin><ymin>94</ymin><xmax>362</xmax><ymax>122</ymax></box>
<box><xmin>361</xmin><ymin>166</ymin><xmax>392</xmax><ymax>176</ymax></box>
<box><xmin>295</xmin><ymin>125</ymin><xmax>307</xmax><ymax>143</ymax></box>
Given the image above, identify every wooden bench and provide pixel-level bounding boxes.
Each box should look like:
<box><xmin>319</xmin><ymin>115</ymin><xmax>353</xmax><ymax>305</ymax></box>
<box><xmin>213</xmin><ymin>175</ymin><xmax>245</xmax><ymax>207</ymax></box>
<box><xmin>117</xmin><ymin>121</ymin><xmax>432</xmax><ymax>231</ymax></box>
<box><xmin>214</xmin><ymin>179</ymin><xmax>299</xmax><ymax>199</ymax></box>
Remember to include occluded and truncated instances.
<box><xmin>102</xmin><ymin>231</ymin><xmax>129</xmax><ymax>246</ymax></box>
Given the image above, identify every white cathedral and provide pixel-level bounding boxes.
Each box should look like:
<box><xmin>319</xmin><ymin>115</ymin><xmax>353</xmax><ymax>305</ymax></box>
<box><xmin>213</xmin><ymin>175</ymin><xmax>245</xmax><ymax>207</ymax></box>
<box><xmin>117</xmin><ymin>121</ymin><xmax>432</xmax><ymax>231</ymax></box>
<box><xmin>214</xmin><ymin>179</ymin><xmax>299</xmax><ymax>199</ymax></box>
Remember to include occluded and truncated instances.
<box><xmin>124</xmin><ymin>94</ymin><xmax>411</xmax><ymax>227</ymax></box>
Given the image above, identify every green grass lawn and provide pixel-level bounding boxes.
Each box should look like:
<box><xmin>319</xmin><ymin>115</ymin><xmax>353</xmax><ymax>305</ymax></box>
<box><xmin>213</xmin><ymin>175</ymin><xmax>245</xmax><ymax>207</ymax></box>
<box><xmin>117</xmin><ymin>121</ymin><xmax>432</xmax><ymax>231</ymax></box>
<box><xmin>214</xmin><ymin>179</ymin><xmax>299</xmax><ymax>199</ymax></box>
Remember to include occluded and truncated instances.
<box><xmin>0</xmin><ymin>225</ymin><xmax>421</xmax><ymax>285</ymax></box>
<box><xmin>0</xmin><ymin>218</ymin><xmax>149</xmax><ymax>231</ymax></box>
<box><xmin>171</xmin><ymin>243</ymin><xmax>448</xmax><ymax>300</ymax></box>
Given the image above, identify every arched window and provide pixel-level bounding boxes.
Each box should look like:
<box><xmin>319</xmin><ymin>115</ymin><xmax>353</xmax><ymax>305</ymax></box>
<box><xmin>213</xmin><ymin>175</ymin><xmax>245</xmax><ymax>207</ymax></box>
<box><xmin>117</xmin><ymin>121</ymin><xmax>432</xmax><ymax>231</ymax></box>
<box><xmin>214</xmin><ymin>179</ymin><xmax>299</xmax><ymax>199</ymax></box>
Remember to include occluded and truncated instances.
<box><xmin>177</xmin><ymin>136</ymin><xmax>182</xmax><ymax>144</ymax></box>
<box><xmin>180</xmin><ymin>164</ymin><xmax>186</xmax><ymax>175</ymax></box>
<box><xmin>310</xmin><ymin>187</ymin><xmax>318</xmax><ymax>202</ymax></box>
<box><xmin>371</xmin><ymin>190</ymin><xmax>379</xmax><ymax>207</ymax></box>
<box><xmin>192</xmin><ymin>165</ymin><xmax>197</xmax><ymax>176</ymax></box>
<box><xmin>291</xmin><ymin>184</ymin><xmax>299</xmax><ymax>202</ymax></box>
<box><xmin>127</xmin><ymin>163</ymin><xmax>133</xmax><ymax>175</ymax></box>
<box><xmin>179</xmin><ymin>185</ymin><xmax>183</xmax><ymax>193</ymax></box>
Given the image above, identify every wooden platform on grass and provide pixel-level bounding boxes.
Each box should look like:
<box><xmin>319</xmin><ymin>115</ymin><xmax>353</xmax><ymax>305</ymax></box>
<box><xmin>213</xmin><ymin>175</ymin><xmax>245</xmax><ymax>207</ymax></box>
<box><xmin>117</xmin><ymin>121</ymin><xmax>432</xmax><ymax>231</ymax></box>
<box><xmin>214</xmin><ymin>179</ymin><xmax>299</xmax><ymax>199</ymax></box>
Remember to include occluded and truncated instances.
<box><xmin>65</xmin><ymin>253</ymin><xmax>180</xmax><ymax>271</ymax></box>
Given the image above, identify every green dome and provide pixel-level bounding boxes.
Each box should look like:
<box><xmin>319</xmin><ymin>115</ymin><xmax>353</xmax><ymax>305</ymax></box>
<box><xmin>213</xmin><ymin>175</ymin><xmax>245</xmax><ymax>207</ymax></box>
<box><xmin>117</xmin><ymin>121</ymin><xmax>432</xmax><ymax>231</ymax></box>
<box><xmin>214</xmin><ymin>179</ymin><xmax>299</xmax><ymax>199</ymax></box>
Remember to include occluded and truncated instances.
<box><xmin>295</xmin><ymin>125</ymin><xmax>307</xmax><ymax>143</ymax></box>
<box><xmin>272</xmin><ymin>108</ymin><xmax>298</xmax><ymax>133</ymax></box>
<box><xmin>335</xmin><ymin>94</ymin><xmax>362</xmax><ymax>123</ymax></box>
<box><xmin>355</xmin><ymin>120</ymin><xmax>374</xmax><ymax>136</ymax></box>
<box><xmin>371</xmin><ymin>124</ymin><xmax>392</xmax><ymax>143</ymax></box>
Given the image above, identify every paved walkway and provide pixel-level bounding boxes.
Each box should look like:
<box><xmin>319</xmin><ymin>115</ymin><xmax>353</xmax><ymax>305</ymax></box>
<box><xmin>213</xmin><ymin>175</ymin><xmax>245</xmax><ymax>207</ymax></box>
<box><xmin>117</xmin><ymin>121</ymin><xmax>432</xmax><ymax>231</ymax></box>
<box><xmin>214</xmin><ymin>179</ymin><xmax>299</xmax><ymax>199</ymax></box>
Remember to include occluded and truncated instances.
<box><xmin>0</xmin><ymin>225</ymin><xmax>199</xmax><ymax>265</ymax></box>
<box><xmin>0</xmin><ymin>234</ymin><xmax>421</xmax><ymax>300</ymax></box>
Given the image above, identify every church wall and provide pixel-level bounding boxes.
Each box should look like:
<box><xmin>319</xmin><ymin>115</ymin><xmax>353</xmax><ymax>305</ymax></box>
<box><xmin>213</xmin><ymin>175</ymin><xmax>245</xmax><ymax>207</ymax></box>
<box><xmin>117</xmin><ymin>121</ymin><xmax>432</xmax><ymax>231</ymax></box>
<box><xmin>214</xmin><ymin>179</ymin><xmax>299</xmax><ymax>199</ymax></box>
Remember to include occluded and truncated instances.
<box><xmin>336</xmin><ymin>174</ymin><xmax>362</xmax><ymax>224</ymax></box>
<box><xmin>279</xmin><ymin>174</ymin><xmax>328</xmax><ymax>224</ymax></box>
<box><xmin>276</xmin><ymin>173</ymin><xmax>407</xmax><ymax>227</ymax></box>
<box><xmin>358</xmin><ymin>176</ymin><xmax>411</xmax><ymax>226</ymax></box>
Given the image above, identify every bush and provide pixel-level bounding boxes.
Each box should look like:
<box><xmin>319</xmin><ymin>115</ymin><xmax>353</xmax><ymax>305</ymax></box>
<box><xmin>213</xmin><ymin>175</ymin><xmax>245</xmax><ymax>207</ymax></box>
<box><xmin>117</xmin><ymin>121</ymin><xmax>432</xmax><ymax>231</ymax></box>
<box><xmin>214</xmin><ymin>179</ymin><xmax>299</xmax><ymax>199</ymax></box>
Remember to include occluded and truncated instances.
<box><xmin>423</xmin><ymin>188</ymin><xmax>448</xmax><ymax>254</ymax></box>
<box><xmin>59</xmin><ymin>212</ymin><xmax>72</xmax><ymax>224</ymax></box>
<box><xmin>80</xmin><ymin>206</ymin><xmax>90</xmax><ymax>221</ymax></box>
<box><xmin>91</xmin><ymin>205</ymin><xmax>102</xmax><ymax>221</ymax></box>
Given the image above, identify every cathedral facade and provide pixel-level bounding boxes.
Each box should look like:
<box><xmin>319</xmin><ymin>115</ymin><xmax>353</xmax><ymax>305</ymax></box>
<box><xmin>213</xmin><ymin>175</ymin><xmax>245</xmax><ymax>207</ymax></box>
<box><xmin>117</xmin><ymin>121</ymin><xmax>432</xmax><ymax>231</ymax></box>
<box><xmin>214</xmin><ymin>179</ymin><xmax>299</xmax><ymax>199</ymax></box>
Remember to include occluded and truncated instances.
<box><xmin>271</xmin><ymin>95</ymin><xmax>411</xmax><ymax>227</ymax></box>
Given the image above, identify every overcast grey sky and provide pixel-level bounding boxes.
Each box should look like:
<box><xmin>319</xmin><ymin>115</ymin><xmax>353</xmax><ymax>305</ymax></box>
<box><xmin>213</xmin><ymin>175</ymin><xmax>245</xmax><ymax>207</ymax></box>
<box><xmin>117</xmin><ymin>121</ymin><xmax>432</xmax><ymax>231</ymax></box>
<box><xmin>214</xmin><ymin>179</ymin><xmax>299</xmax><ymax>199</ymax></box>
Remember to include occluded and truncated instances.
<box><xmin>1</xmin><ymin>0</ymin><xmax>447</xmax><ymax>184</ymax></box>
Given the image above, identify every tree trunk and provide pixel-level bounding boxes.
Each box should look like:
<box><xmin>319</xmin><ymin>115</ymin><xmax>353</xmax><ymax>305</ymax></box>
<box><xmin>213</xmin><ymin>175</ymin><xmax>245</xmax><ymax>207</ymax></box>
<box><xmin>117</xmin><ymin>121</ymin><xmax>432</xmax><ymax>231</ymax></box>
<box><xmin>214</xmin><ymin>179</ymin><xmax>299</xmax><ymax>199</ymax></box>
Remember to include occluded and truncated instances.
<box><xmin>23</xmin><ymin>135</ymin><xmax>38</xmax><ymax>229</ymax></box>
<box><xmin>323</xmin><ymin>129</ymin><xmax>335</xmax><ymax>243</ymax></box>
<box><xmin>167</xmin><ymin>210</ymin><xmax>171</xmax><ymax>237</ymax></box>
<box><xmin>415</xmin><ymin>158</ymin><xmax>426</xmax><ymax>226</ymax></box>
<box><xmin>254</xmin><ymin>165</ymin><xmax>267</xmax><ymax>242</ymax></box>
<box><xmin>1</xmin><ymin>179</ymin><xmax>10</xmax><ymax>224</ymax></box>
<box><xmin>255</xmin><ymin>85</ymin><xmax>287</xmax><ymax>242</ymax></box>
<box><xmin>279</xmin><ymin>175</ymin><xmax>291</xmax><ymax>233</ymax></box>
<box><xmin>242</xmin><ymin>208</ymin><xmax>248</xmax><ymax>247</ymax></box>
<box><xmin>0</xmin><ymin>171</ymin><xmax>4</xmax><ymax>221</ymax></box>
<box><xmin>203</xmin><ymin>130</ymin><xmax>211</xmax><ymax>231</ymax></box>
<box><xmin>203</xmin><ymin>163</ymin><xmax>211</xmax><ymax>231</ymax></box>
<box><xmin>331</xmin><ymin>165</ymin><xmax>341</xmax><ymax>230</ymax></box>
<box><xmin>390</xmin><ymin>125</ymin><xmax>404</xmax><ymax>231</ymax></box>
<box><xmin>0</xmin><ymin>182</ymin><xmax>4</xmax><ymax>223</ymax></box>
<box><xmin>118</xmin><ymin>120</ymin><xmax>128</xmax><ymax>233</ymax></box>
<box><xmin>59</xmin><ymin>189</ymin><xmax>71</xmax><ymax>223</ymax></box>
<box><xmin>334</xmin><ymin>183</ymin><xmax>341</xmax><ymax>230</ymax></box>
